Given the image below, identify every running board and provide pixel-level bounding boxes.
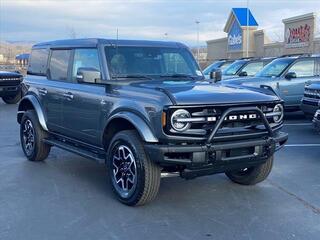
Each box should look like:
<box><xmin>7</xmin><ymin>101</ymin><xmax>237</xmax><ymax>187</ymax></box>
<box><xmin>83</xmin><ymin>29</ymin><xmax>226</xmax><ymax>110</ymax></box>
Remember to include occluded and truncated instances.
<box><xmin>43</xmin><ymin>139</ymin><xmax>106</xmax><ymax>163</ymax></box>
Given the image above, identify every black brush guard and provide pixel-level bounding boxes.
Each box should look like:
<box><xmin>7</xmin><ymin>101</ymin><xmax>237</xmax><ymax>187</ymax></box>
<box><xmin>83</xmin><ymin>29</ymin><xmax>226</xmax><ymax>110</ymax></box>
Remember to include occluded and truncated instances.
<box><xmin>145</xmin><ymin>106</ymin><xmax>288</xmax><ymax>178</ymax></box>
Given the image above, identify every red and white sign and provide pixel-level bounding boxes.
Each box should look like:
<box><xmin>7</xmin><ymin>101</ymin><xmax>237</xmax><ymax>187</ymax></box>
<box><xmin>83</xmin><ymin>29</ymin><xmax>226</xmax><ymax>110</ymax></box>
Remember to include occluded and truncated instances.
<box><xmin>285</xmin><ymin>24</ymin><xmax>311</xmax><ymax>48</ymax></box>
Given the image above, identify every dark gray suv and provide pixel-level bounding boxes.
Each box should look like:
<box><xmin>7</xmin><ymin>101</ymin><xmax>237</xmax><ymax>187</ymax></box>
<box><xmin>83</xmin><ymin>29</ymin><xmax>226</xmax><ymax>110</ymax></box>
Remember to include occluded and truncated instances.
<box><xmin>17</xmin><ymin>39</ymin><xmax>288</xmax><ymax>206</ymax></box>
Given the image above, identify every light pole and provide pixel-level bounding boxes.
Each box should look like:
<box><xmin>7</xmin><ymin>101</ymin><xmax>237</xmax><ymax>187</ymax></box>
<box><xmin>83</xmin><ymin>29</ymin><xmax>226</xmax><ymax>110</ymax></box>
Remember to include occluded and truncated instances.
<box><xmin>246</xmin><ymin>0</ymin><xmax>250</xmax><ymax>58</ymax></box>
<box><xmin>195</xmin><ymin>20</ymin><xmax>200</xmax><ymax>62</ymax></box>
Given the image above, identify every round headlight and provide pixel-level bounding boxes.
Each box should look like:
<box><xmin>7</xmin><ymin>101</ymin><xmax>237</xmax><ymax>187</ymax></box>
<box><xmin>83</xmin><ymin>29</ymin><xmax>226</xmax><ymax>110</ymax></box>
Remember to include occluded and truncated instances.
<box><xmin>170</xmin><ymin>109</ymin><xmax>191</xmax><ymax>132</ymax></box>
<box><xmin>273</xmin><ymin>104</ymin><xmax>284</xmax><ymax>123</ymax></box>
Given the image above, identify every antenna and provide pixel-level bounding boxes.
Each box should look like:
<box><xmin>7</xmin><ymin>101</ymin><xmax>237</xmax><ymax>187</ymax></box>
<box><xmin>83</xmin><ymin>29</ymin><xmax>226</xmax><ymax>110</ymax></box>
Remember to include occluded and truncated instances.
<box><xmin>115</xmin><ymin>28</ymin><xmax>119</xmax><ymax>79</ymax></box>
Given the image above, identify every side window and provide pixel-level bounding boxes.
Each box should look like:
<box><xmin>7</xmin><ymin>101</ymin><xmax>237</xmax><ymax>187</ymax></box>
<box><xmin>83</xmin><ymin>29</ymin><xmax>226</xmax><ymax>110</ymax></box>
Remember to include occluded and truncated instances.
<box><xmin>49</xmin><ymin>50</ymin><xmax>71</xmax><ymax>81</ymax></box>
<box><xmin>28</xmin><ymin>49</ymin><xmax>49</xmax><ymax>75</ymax></box>
<box><xmin>287</xmin><ymin>60</ymin><xmax>315</xmax><ymax>78</ymax></box>
<box><xmin>241</xmin><ymin>62</ymin><xmax>263</xmax><ymax>76</ymax></box>
<box><xmin>72</xmin><ymin>48</ymin><xmax>100</xmax><ymax>80</ymax></box>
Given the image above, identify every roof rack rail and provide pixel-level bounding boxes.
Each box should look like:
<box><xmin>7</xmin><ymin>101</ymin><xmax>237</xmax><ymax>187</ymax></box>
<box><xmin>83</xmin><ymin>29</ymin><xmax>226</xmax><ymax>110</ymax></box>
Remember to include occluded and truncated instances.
<box><xmin>280</xmin><ymin>53</ymin><xmax>312</xmax><ymax>58</ymax></box>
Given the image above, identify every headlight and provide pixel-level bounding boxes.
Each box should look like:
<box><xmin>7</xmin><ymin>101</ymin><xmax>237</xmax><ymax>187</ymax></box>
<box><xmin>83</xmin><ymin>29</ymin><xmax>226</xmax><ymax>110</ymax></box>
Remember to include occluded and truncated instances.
<box><xmin>170</xmin><ymin>109</ymin><xmax>191</xmax><ymax>132</ymax></box>
<box><xmin>273</xmin><ymin>104</ymin><xmax>284</xmax><ymax>123</ymax></box>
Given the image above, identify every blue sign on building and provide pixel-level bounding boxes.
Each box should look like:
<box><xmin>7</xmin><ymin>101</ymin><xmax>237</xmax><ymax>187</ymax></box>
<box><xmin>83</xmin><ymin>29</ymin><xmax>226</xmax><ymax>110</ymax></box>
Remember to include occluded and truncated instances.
<box><xmin>228</xmin><ymin>20</ymin><xmax>242</xmax><ymax>51</ymax></box>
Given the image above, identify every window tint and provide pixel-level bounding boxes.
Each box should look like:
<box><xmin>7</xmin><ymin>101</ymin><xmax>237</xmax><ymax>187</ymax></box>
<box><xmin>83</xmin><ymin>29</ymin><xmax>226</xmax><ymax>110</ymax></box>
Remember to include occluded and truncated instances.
<box><xmin>162</xmin><ymin>52</ymin><xmax>192</xmax><ymax>75</ymax></box>
<box><xmin>241</xmin><ymin>62</ymin><xmax>264</xmax><ymax>76</ymax></box>
<box><xmin>223</xmin><ymin>60</ymin><xmax>246</xmax><ymax>75</ymax></box>
<box><xmin>28</xmin><ymin>49</ymin><xmax>49</xmax><ymax>75</ymax></box>
<box><xmin>288</xmin><ymin>60</ymin><xmax>315</xmax><ymax>77</ymax></box>
<box><xmin>72</xmin><ymin>48</ymin><xmax>100</xmax><ymax>80</ymax></box>
<box><xmin>105</xmin><ymin>46</ymin><xmax>199</xmax><ymax>78</ymax></box>
<box><xmin>49</xmin><ymin>50</ymin><xmax>71</xmax><ymax>81</ymax></box>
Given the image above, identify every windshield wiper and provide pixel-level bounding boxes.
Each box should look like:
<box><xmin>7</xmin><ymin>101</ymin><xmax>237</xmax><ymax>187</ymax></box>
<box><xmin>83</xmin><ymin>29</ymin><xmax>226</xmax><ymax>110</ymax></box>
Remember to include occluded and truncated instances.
<box><xmin>160</xmin><ymin>74</ymin><xmax>196</xmax><ymax>80</ymax></box>
<box><xmin>113</xmin><ymin>74</ymin><xmax>153</xmax><ymax>80</ymax></box>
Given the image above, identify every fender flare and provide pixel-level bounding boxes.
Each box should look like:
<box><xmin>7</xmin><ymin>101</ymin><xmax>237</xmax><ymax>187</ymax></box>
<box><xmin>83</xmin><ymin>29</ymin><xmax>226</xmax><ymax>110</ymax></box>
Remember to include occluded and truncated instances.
<box><xmin>17</xmin><ymin>95</ymin><xmax>48</xmax><ymax>131</ymax></box>
<box><xmin>106</xmin><ymin>112</ymin><xmax>158</xmax><ymax>143</ymax></box>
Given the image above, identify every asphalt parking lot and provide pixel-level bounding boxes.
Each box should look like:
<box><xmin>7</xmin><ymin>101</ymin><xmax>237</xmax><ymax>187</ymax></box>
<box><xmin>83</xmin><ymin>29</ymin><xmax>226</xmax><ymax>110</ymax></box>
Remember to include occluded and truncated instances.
<box><xmin>0</xmin><ymin>99</ymin><xmax>320</xmax><ymax>240</ymax></box>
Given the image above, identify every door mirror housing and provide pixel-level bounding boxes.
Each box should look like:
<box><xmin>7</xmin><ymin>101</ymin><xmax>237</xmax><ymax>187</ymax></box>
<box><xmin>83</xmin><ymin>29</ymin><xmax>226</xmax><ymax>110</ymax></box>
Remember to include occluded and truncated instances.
<box><xmin>238</xmin><ymin>71</ymin><xmax>248</xmax><ymax>77</ymax></box>
<box><xmin>76</xmin><ymin>67</ymin><xmax>101</xmax><ymax>83</ymax></box>
<box><xmin>209</xmin><ymin>69</ymin><xmax>222</xmax><ymax>82</ymax></box>
<box><xmin>284</xmin><ymin>72</ymin><xmax>297</xmax><ymax>80</ymax></box>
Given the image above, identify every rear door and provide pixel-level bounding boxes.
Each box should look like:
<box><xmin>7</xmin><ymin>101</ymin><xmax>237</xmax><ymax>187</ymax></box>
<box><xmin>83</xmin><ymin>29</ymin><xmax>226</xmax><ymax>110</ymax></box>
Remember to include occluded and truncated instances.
<box><xmin>61</xmin><ymin>48</ymin><xmax>104</xmax><ymax>145</ymax></box>
<box><xmin>278</xmin><ymin>59</ymin><xmax>317</xmax><ymax>107</ymax></box>
<box><xmin>45</xmin><ymin>49</ymin><xmax>72</xmax><ymax>133</ymax></box>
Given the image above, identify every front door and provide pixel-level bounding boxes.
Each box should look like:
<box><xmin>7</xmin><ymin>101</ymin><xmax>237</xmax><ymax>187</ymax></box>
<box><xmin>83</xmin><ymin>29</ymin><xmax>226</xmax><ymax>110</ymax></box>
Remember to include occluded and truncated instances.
<box><xmin>61</xmin><ymin>48</ymin><xmax>103</xmax><ymax>145</ymax></box>
<box><xmin>278</xmin><ymin>59</ymin><xmax>317</xmax><ymax>107</ymax></box>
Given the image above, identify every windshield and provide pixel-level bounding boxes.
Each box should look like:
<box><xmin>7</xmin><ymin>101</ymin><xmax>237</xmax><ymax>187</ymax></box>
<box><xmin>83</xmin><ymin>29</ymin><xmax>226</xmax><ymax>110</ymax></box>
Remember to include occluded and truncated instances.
<box><xmin>105</xmin><ymin>46</ymin><xmax>202</xmax><ymax>79</ymax></box>
<box><xmin>203</xmin><ymin>61</ymin><xmax>223</xmax><ymax>75</ymax></box>
<box><xmin>222</xmin><ymin>60</ymin><xmax>247</xmax><ymax>75</ymax></box>
<box><xmin>255</xmin><ymin>58</ymin><xmax>294</xmax><ymax>77</ymax></box>
<box><xmin>220</xmin><ymin>61</ymin><xmax>233</xmax><ymax>71</ymax></box>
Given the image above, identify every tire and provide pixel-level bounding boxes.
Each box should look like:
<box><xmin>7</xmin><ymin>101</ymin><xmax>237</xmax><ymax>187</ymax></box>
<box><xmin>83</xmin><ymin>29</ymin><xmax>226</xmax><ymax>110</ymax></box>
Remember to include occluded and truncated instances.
<box><xmin>106</xmin><ymin>130</ymin><xmax>161</xmax><ymax>206</ymax></box>
<box><xmin>20</xmin><ymin>110</ymin><xmax>51</xmax><ymax>161</ymax></box>
<box><xmin>2</xmin><ymin>92</ymin><xmax>21</xmax><ymax>104</ymax></box>
<box><xmin>225</xmin><ymin>156</ymin><xmax>274</xmax><ymax>185</ymax></box>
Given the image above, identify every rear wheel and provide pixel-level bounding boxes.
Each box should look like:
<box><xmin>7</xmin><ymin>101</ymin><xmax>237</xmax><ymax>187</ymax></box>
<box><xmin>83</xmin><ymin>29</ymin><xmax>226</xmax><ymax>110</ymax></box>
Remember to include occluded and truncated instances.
<box><xmin>107</xmin><ymin>130</ymin><xmax>161</xmax><ymax>206</ymax></box>
<box><xmin>2</xmin><ymin>92</ymin><xmax>21</xmax><ymax>104</ymax></box>
<box><xmin>20</xmin><ymin>110</ymin><xmax>51</xmax><ymax>161</ymax></box>
<box><xmin>225</xmin><ymin>156</ymin><xmax>273</xmax><ymax>185</ymax></box>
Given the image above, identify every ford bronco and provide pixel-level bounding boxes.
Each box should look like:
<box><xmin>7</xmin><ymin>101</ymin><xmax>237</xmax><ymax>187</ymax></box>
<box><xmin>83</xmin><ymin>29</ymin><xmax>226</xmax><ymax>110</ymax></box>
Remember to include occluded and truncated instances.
<box><xmin>17</xmin><ymin>38</ymin><xmax>288</xmax><ymax>206</ymax></box>
<box><xmin>0</xmin><ymin>71</ymin><xmax>23</xmax><ymax>104</ymax></box>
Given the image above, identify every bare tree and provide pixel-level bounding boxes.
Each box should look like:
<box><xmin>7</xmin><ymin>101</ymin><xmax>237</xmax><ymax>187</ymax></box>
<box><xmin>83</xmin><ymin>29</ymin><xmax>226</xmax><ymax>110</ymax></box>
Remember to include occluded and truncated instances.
<box><xmin>66</xmin><ymin>26</ymin><xmax>77</xmax><ymax>39</ymax></box>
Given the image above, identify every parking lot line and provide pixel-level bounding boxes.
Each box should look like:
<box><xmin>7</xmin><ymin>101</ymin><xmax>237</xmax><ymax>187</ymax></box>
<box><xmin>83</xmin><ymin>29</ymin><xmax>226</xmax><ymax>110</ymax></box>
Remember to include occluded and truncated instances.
<box><xmin>284</xmin><ymin>123</ymin><xmax>312</xmax><ymax>126</ymax></box>
<box><xmin>285</xmin><ymin>144</ymin><xmax>320</xmax><ymax>147</ymax></box>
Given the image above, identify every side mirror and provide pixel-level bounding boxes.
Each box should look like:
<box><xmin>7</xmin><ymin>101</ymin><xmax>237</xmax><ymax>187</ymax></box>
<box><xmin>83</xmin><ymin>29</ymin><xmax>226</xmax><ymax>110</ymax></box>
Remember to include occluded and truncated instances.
<box><xmin>284</xmin><ymin>72</ymin><xmax>296</xmax><ymax>80</ymax></box>
<box><xmin>209</xmin><ymin>69</ymin><xmax>222</xmax><ymax>82</ymax></box>
<box><xmin>238</xmin><ymin>71</ymin><xmax>248</xmax><ymax>77</ymax></box>
<box><xmin>77</xmin><ymin>67</ymin><xmax>101</xmax><ymax>83</ymax></box>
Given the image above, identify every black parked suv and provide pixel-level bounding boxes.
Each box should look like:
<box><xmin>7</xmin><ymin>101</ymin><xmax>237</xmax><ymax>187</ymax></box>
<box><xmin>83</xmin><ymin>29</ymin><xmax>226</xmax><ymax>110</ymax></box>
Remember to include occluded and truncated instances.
<box><xmin>0</xmin><ymin>71</ymin><xmax>23</xmax><ymax>104</ymax></box>
<box><xmin>17</xmin><ymin>39</ymin><xmax>288</xmax><ymax>206</ymax></box>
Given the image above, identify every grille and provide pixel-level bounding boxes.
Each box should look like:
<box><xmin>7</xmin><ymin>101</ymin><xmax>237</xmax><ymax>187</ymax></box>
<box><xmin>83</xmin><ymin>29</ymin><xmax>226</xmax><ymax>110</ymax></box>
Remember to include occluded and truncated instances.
<box><xmin>304</xmin><ymin>89</ymin><xmax>320</xmax><ymax>99</ymax></box>
<box><xmin>165</xmin><ymin>103</ymin><xmax>281</xmax><ymax>138</ymax></box>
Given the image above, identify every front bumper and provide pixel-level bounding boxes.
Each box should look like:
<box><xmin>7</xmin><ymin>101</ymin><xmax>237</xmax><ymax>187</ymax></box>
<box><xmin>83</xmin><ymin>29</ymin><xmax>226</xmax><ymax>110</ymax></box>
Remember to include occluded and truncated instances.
<box><xmin>0</xmin><ymin>80</ymin><xmax>21</xmax><ymax>97</ymax></box>
<box><xmin>145</xmin><ymin>131</ymin><xmax>288</xmax><ymax>165</ymax></box>
<box><xmin>301</xmin><ymin>98</ymin><xmax>319</xmax><ymax>116</ymax></box>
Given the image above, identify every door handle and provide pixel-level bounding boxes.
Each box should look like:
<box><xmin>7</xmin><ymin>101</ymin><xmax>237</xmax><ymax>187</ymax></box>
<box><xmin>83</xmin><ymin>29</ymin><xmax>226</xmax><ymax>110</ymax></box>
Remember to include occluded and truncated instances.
<box><xmin>63</xmin><ymin>92</ymin><xmax>74</xmax><ymax>100</ymax></box>
<box><xmin>38</xmin><ymin>88</ymin><xmax>47</xmax><ymax>95</ymax></box>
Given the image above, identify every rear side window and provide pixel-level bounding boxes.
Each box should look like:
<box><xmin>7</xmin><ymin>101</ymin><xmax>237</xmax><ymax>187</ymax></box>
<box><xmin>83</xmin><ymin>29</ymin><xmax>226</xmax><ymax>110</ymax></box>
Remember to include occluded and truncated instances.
<box><xmin>288</xmin><ymin>60</ymin><xmax>315</xmax><ymax>77</ymax></box>
<box><xmin>49</xmin><ymin>50</ymin><xmax>71</xmax><ymax>81</ymax></box>
<box><xmin>28</xmin><ymin>49</ymin><xmax>49</xmax><ymax>75</ymax></box>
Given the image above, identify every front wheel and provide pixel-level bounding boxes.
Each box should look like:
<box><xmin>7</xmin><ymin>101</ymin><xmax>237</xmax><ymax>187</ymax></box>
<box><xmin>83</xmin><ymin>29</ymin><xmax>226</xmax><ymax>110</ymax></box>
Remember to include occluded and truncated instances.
<box><xmin>225</xmin><ymin>156</ymin><xmax>273</xmax><ymax>185</ymax></box>
<box><xmin>2</xmin><ymin>92</ymin><xmax>21</xmax><ymax>104</ymax></box>
<box><xmin>20</xmin><ymin>110</ymin><xmax>51</xmax><ymax>161</ymax></box>
<box><xmin>107</xmin><ymin>130</ymin><xmax>161</xmax><ymax>206</ymax></box>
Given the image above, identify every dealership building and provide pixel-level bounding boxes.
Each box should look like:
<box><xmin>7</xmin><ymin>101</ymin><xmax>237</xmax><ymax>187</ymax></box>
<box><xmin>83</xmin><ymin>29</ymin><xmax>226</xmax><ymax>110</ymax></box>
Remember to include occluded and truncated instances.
<box><xmin>206</xmin><ymin>8</ymin><xmax>320</xmax><ymax>61</ymax></box>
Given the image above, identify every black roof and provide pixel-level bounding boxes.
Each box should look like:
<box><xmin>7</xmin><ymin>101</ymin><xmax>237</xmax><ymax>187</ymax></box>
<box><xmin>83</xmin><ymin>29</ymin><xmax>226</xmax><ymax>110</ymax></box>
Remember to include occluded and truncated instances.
<box><xmin>32</xmin><ymin>38</ymin><xmax>188</xmax><ymax>49</ymax></box>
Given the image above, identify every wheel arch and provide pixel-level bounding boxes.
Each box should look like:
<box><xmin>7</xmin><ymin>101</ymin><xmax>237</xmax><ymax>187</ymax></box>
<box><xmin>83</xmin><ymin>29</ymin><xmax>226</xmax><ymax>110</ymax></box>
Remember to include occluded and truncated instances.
<box><xmin>102</xmin><ymin>112</ymin><xmax>158</xmax><ymax>150</ymax></box>
<box><xmin>17</xmin><ymin>95</ymin><xmax>48</xmax><ymax>131</ymax></box>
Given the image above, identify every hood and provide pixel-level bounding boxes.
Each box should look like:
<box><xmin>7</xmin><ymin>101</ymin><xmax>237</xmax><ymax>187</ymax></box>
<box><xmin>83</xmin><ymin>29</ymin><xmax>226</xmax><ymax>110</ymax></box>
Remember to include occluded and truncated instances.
<box><xmin>221</xmin><ymin>74</ymin><xmax>240</xmax><ymax>80</ymax></box>
<box><xmin>134</xmin><ymin>79</ymin><xmax>279</xmax><ymax>105</ymax></box>
<box><xmin>306</xmin><ymin>82</ymin><xmax>320</xmax><ymax>90</ymax></box>
<box><xmin>222</xmin><ymin>76</ymin><xmax>278</xmax><ymax>86</ymax></box>
<box><xmin>0</xmin><ymin>71</ymin><xmax>22</xmax><ymax>79</ymax></box>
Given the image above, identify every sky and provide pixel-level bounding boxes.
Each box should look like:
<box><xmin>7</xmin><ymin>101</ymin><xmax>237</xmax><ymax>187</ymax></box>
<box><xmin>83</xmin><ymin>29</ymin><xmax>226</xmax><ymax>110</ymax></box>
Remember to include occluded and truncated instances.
<box><xmin>0</xmin><ymin>0</ymin><xmax>320</xmax><ymax>46</ymax></box>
